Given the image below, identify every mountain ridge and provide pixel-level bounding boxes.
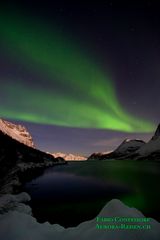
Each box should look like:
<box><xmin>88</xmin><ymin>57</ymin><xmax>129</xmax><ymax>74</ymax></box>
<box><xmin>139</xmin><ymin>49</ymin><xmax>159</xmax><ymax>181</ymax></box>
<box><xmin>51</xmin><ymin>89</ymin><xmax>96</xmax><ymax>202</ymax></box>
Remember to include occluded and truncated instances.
<box><xmin>0</xmin><ymin>119</ymin><xmax>66</xmax><ymax>193</ymax></box>
<box><xmin>0</xmin><ymin>119</ymin><xmax>34</xmax><ymax>148</ymax></box>
<box><xmin>88</xmin><ymin>124</ymin><xmax>160</xmax><ymax>161</ymax></box>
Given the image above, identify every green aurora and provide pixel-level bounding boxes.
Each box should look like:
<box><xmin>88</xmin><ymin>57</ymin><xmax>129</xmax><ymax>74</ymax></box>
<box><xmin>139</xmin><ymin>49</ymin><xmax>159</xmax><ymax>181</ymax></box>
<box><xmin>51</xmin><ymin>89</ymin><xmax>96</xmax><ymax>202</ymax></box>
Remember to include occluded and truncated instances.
<box><xmin>0</xmin><ymin>10</ymin><xmax>155</xmax><ymax>132</ymax></box>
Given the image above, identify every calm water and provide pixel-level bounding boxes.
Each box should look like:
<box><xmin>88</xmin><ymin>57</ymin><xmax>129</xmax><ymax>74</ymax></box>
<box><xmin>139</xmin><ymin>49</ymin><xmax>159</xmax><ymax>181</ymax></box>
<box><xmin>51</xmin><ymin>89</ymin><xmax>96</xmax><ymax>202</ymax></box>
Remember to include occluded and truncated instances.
<box><xmin>24</xmin><ymin>160</ymin><xmax>160</xmax><ymax>227</ymax></box>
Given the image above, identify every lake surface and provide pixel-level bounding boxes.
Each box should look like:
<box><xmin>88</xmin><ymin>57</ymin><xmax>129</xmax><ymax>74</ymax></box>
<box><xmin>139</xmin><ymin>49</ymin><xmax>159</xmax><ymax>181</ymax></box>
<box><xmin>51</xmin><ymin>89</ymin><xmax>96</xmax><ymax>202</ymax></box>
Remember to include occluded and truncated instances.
<box><xmin>24</xmin><ymin>160</ymin><xmax>160</xmax><ymax>227</ymax></box>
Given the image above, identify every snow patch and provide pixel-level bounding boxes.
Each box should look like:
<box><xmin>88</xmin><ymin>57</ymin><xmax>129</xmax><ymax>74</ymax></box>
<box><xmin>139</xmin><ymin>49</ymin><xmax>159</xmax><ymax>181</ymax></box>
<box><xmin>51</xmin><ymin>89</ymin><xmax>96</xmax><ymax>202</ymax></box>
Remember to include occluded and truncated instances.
<box><xmin>0</xmin><ymin>192</ymin><xmax>31</xmax><ymax>214</ymax></box>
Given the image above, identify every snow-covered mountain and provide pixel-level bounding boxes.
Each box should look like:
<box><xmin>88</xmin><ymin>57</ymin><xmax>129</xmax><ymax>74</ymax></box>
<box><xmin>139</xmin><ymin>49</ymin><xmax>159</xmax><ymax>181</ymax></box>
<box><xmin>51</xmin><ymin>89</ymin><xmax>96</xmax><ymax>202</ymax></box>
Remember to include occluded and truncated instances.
<box><xmin>88</xmin><ymin>140</ymin><xmax>145</xmax><ymax>160</ymax></box>
<box><xmin>52</xmin><ymin>152</ymin><xmax>87</xmax><ymax>161</ymax></box>
<box><xmin>113</xmin><ymin>125</ymin><xmax>160</xmax><ymax>160</ymax></box>
<box><xmin>136</xmin><ymin>124</ymin><xmax>160</xmax><ymax>157</ymax></box>
<box><xmin>88</xmin><ymin>124</ymin><xmax>160</xmax><ymax>161</ymax></box>
<box><xmin>114</xmin><ymin>139</ymin><xmax>145</xmax><ymax>155</ymax></box>
<box><xmin>0</xmin><ymin>119</ymin><xmax>34</xmax><ymax>148</ymax></box>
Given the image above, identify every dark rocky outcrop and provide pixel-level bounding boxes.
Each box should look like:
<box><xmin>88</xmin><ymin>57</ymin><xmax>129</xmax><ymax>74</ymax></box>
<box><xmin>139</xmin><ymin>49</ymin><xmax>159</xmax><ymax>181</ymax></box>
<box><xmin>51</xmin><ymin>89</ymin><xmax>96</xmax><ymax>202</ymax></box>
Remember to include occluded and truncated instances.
<box><xmin>88</xmin><ymin>152</ymin><xmax>108</xmax><ymax>160</ymax></box>
<box><xmin>0</xmin><ymin>130</ymin><xmax>66</xmax><ymax>193</ymax></box>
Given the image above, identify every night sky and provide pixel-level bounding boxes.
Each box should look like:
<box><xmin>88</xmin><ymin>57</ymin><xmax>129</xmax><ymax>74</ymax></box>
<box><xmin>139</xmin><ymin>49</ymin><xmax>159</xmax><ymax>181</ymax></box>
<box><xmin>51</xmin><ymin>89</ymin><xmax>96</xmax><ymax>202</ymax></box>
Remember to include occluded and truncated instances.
<box><xmin>0</xmin><ymin>1</ymin><xmax>160</xmax><ymax>155</ymax></box>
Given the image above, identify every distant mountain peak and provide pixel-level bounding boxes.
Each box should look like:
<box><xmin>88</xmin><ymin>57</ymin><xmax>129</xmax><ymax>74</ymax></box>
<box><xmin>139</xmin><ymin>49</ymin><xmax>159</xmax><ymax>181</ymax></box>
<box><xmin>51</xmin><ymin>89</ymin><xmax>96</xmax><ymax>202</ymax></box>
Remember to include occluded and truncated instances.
<box><xmin>51</xmin><ymin>152</ymin><xmax>86</xmax><ymax>161</ymax></box>
<box><xmin>0</xmin><ymin>118</ymin><xmax>35</xmax><ymax>148</ymax></box>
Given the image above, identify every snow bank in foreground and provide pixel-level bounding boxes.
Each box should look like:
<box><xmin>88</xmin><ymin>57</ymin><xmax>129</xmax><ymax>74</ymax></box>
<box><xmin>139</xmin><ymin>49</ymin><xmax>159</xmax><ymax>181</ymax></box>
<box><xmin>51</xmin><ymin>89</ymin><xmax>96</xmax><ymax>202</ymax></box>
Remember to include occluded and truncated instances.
<box><xmin>0</xmin><ymin>192</ymin><xmax>31</xmax><ymax>214</ymax></box>
<box><xmin>0</xmin><ymin>195</ymin><xmax>160</xmax><ymax>240</ymax></box>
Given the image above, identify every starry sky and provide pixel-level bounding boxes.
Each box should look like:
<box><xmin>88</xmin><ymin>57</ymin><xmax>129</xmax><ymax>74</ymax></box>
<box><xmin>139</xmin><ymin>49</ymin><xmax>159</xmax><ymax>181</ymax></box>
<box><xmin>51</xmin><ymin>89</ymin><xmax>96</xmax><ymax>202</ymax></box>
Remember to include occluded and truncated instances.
<box><xmin>0</xmin><ymin>1</ymin><xmax>160</xmax><ymax>155</ymax></box>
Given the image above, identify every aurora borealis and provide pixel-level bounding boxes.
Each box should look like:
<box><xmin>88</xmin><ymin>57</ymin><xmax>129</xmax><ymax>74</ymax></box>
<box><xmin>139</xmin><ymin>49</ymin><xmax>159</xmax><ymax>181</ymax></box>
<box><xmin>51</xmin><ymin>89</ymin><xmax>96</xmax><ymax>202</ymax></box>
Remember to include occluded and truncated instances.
<box><xmin>0</xmin><ymin>1</ymin><xmax>159</xmax><ymax>153</ymax></box>
<box><xmin>0</xmin><ymin>8</ymin><xmax>155</xmax><ymax>133</ymax></box>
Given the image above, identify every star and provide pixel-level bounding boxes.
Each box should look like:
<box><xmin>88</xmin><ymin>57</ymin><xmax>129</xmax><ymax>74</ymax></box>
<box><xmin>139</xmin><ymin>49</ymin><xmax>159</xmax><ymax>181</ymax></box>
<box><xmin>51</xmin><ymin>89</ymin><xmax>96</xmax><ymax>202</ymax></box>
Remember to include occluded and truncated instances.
<box><xmin>130</xmin><ymin>27</ymin><xmax>135</xmax><ymax>32</ymax></box>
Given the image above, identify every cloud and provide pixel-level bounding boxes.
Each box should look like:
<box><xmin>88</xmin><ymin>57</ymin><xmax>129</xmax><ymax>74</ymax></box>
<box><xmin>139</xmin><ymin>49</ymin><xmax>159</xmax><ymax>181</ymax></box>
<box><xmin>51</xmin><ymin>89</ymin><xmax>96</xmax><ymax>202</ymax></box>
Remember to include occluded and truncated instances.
<box><xmin>91</xmin><ymin>137</ymin><xmax>123</xmax><ymax>150</ymax></box>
